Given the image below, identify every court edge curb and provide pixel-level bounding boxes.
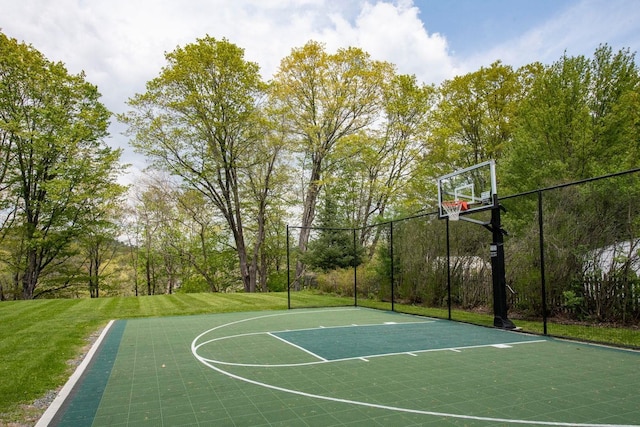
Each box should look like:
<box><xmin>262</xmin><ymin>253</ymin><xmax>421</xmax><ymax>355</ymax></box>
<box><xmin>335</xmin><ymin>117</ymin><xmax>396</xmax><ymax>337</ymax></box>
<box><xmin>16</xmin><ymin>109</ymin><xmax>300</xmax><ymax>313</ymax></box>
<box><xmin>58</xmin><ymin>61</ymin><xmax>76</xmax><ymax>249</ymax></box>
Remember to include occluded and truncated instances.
<box><xmin>35</xmin><ymin>319</ymin><xmax>115</xmax><ymax>427</ymax></box>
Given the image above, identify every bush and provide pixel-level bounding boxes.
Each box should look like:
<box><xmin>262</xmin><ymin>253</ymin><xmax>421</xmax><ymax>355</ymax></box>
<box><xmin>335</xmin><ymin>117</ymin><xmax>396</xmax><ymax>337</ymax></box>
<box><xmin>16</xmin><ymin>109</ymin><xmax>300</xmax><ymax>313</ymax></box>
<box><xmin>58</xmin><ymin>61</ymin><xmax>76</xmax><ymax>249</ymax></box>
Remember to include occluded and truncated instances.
<box><xmin>315</xmin><ymin>268</ymin><xmax>354</xmax><ymax>296</ymax></box>
<box><xmin>266</xmin><ymin>271</ymin><xmax>288</xmax><ymax>292</ymax></box>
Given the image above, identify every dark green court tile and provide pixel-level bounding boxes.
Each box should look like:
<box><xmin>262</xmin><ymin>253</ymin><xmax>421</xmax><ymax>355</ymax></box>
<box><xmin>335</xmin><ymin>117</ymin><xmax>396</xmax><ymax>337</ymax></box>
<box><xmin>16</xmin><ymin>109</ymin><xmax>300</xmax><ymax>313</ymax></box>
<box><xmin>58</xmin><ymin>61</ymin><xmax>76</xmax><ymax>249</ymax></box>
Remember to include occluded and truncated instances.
<box><xmin>162</xmin><ymin>404</ymin><xmax>195</xmax><ymax>417</ymax></box>
<box><xmin>193</xmin><ymin>409</ymin><xmax>231</xmax><ymax>423</ymax></box>
<box><xmin>97</xmin><ymin>394</ymin><xmax>131</xmax><ymax>408</ymax></box>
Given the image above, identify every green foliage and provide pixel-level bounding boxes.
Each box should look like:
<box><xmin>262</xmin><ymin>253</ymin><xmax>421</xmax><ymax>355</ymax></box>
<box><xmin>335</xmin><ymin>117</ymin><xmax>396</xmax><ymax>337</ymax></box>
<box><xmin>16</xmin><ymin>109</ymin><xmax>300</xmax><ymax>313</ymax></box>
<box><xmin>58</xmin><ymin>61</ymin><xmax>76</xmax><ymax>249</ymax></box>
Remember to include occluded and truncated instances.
<box><xmin>562</xmin><ymin>290</ymin><xmax>585</xmax><ymax>316</ymax></box>
<box><xmin>315</xmin><ymin>268</ymin><xmax>355</xmax><ymax>296</ymax></box>
<box><xmin>271</xmin><ymin>41</ymin><xmax>394</xmax><ymax>281</ymax></box>
<box><xmin>0</xmin><ymin>33</ymin><xmax>127</xmax><ymax>299</ymax></box>
<box><xmin>266</xmin><ymin>271</ymin><xmax>287</xmax><ymax>292</ymax></box>
<box><xmin>502</xmin><ymin>45</ymin><xmax>640</xmax><ymax>193</ymax></box>
<box><xmin>304</xmin><ymin>231</ymin><xmax>362</xmax><ymax>272</ymax></box>
<box><xmin>303</xmin><ymin>195</ymin><xmax>364</xmax><ymax>272</ymax></box>
<box><xmin>121</xmin><ymin>36</ymin><xmax>280</xmax><ymax>293</ymax></box>
<box><xmin>427</xmin><ymin>61</ymin><xmax>521</xmax><ymax>172</ymax></box>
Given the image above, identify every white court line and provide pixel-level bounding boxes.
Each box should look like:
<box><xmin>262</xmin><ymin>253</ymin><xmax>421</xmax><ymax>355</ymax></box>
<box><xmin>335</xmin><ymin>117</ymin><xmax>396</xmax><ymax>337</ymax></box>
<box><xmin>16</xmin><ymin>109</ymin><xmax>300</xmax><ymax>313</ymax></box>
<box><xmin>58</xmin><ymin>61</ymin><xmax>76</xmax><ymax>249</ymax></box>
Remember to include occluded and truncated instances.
<box><xmin>191</xmin><ymin>310</ymin><xmax>639</xmax><ymax>427</ymax></box>
<box><xmin>35</xmin><ymin>320</ymin><xmax>115</xmax><ymax>427</ymax></box>
<box><xmin>270</xmin><ymin>319</ymin><xmax>435</xmax><ymax>335</ymax></box>
<box><xmin>196</xmin><ymin>338</ymin><xmax>546</xmax><ymax>367</ymax></box>
<box><xmin>268</xmin><ymin>332</ymin><xmax>327</xmax><ymax>361</ymax></box>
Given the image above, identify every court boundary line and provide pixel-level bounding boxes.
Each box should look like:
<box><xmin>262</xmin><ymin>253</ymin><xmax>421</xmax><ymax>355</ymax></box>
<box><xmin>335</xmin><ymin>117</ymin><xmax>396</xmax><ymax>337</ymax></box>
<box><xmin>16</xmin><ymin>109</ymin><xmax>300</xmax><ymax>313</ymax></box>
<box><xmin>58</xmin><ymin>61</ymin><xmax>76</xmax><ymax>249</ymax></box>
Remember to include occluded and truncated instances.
<box><xmin>191</xmin><ymin>310</ymin><xmax>639</xmax><ymax>427</ymax></box>
<box><xmin>35</xmin><ymin>320</ymin><xmax>115</xmax><ymax>427</ymax></box>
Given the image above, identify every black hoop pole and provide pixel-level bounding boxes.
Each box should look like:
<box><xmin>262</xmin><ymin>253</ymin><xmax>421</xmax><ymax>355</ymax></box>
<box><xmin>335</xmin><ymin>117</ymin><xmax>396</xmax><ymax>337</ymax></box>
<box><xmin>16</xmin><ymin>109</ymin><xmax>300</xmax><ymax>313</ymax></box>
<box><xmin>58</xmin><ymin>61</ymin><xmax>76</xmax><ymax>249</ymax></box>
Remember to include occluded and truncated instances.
<box><xmin>390</xmin><ymin>221</ymin><xmax>395</xmax><ymax>312</ymax></box>
<box><xmin>446</xmin><ymin>217</ymin><xmax>452</xmax><ymax>320</ymax></box>
<box><xmin>490</xmin><ymin>194</ymin><xmax>516</xmax><ymax>329</ymax></box>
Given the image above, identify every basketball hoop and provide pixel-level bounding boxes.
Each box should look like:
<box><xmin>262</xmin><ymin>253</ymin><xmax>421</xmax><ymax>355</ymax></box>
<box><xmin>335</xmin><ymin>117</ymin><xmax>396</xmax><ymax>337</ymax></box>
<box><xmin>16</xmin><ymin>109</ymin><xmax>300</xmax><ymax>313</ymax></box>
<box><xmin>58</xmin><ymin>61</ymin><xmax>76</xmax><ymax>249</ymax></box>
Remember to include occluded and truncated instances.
<box><xmin>442</xmin><ymin>200</ymin><xmax>468</xmax><ymax>221</ymax></box>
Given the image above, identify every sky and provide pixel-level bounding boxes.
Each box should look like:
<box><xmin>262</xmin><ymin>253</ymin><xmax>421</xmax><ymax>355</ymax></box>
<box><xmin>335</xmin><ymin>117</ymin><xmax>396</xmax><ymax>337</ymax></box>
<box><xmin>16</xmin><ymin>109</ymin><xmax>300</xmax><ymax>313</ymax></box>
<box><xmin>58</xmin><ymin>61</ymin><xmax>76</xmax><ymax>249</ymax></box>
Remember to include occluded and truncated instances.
<box><xmin>2</xmin><ymin>0</ymin><xmax>640</xmax><ymax>184</ymax></box>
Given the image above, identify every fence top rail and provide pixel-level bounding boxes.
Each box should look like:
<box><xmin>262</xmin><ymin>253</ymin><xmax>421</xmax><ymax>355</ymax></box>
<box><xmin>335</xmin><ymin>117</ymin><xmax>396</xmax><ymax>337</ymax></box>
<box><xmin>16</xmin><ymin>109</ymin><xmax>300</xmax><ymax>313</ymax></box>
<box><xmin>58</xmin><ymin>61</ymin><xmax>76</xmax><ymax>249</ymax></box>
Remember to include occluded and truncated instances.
<box><xmin>500</xmin><ymin>166</ymin><xmax>640</xmax><ymax>201</ymax></box>
<box><xmin>287</xmin><ymin>167</ymin><xmax>640</xmax><ymax>231</ymax></box>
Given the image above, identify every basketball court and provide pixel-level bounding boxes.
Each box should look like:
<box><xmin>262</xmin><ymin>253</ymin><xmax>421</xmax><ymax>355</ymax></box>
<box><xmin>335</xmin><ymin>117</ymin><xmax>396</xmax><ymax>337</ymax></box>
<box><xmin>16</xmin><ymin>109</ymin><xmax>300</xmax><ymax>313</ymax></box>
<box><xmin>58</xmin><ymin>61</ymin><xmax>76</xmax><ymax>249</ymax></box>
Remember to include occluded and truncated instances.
<box><xmin>39</xmin><ymin>307</ymin><xmax>640</xmax><ymax>426</ymax></box>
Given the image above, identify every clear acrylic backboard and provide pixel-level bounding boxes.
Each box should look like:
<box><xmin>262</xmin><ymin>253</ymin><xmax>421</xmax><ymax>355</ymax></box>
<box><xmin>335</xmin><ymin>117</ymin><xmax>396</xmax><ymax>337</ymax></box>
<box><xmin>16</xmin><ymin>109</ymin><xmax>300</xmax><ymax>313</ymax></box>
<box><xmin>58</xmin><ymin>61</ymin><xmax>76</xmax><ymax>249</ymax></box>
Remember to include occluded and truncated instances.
<box><xmin>437</xmin><ymin>160</ymin><xmax>497</xmax><ymax>220</ymax></box>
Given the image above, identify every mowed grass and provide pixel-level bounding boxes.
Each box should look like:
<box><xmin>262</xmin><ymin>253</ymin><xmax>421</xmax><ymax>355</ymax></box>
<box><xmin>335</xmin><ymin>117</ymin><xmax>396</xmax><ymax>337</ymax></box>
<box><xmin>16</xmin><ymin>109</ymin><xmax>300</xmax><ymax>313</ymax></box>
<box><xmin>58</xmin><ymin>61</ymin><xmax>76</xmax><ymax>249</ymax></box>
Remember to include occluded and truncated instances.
<box><xmin>0</xmin><ymin>291</ymin><xmax>351</xmax><ymax>425</ymax></box>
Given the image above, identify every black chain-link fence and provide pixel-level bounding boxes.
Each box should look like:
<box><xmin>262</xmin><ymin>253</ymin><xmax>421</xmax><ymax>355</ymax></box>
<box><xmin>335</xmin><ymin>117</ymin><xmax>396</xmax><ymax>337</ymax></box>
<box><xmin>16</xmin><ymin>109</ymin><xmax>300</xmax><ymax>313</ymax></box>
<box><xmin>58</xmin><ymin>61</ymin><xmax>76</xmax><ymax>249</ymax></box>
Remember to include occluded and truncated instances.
<box><xmin>287</xmin><ymin>168</ymin><xmax>640</xmax><ymax>348</ymax></box>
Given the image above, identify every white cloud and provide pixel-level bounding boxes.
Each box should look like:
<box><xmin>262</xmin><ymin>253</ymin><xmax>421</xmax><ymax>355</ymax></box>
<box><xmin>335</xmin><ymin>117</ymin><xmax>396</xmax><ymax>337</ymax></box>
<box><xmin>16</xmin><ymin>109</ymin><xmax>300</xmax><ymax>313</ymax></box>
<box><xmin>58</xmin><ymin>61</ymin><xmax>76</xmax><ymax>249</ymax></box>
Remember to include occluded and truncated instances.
<box><xmin>350</xmin><ymin>1</ymin><xmax>457</xmax><ymax>83</ymax></box>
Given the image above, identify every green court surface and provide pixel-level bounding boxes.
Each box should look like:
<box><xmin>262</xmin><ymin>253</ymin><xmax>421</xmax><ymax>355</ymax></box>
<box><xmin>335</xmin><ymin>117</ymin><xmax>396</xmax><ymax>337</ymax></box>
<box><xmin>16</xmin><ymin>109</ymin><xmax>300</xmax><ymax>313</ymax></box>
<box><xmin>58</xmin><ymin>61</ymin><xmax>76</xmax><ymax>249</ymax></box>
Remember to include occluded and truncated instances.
<box><xmin>43</xmin><ymin>308</ymin><xmax>640</xmax><ymax>426</ymax></box>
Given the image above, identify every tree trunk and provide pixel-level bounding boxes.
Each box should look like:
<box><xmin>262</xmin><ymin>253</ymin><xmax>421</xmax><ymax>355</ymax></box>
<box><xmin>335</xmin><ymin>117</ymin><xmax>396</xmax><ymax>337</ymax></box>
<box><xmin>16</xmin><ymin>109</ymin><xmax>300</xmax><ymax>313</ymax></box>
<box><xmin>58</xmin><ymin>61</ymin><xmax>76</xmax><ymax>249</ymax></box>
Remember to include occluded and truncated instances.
<box><xmin>295</xmin><ymin>156</ymin><xmax>323</xmax><ymax>289</ymax></box>
<box><xmin>89</xmin><ymin>248</ymin><xmax>100</xmax><ymax>298</ymax></box>
<box><xmin>233</xmin><ymin>226</ymin><xmax>254</xmax><ymax>292</ymax></box>
<box><xmin>146</xmin><ymin>258</ymin><xmax>152</xmax><ymax>295</ymax></box>
<box><xmin>22</xmin><ymin>250</ymin><xmax>38</xmax><ymax>299</ymax></box>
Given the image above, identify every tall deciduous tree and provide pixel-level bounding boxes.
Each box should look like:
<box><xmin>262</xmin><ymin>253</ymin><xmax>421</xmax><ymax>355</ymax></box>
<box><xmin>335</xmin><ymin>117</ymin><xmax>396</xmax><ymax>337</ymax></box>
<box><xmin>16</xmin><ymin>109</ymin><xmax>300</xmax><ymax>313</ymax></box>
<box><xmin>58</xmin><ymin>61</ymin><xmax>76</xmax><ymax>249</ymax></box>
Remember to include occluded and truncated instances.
<box><xmin>503</xmin><ymin>45</ymin><xmax>640</xmax><ymax>193</ymax></box>
<box><xmin>427</xmin><ymin>61</ymin><xmax>521</xmax><ymax>176</ymax></box>
<box><xmin>343</xmin><ymin>74</ymin><xmax>435</xmax><ymax>254</ymax></box>
<box><xmin>0</xmin><ymin>33</ymin><xmax>126</xmax><ymax>299</ymax></box>
<box><xmin>243</xmin><ymin>107</ymin><xmax>291</xmax><ymax>291</ymax></box>
<box><xmin>270</xmin><ymin>41</ymin><xmax>393</xmax><ymax>282</ymax></box>
<box><xmin>174</xmin><ymin>188</ymin><xmax>231</xmax><ymax>293</ymax></box>
<box><xmin>121</xmin><ymin>36</ymin><xmax>276</xmax><ymax>292</ymax></box>
<box><xmin>82</xmin><ymin>192</ymin><xmax>126</xmax><ymax>298</ymax></box>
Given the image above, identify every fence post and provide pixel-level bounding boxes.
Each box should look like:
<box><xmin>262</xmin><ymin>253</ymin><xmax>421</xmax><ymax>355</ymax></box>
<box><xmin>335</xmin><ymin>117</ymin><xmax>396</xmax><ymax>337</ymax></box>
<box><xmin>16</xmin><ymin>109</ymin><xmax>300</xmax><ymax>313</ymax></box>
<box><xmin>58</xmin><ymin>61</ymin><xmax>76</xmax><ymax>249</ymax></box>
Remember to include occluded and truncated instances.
<box><xmin>538</xmin><ymin>191</ymin><xmax>548</xmax><ymax>335</ymax></box>
<box><xmin>353</xmin><ymin>228</ymin><xmax>357</xmax><ymax>307</ymax></box>
<box><xmin>286</xmin><ymin>225</ymin><xmax>291</xmax><ymax>310</ymax></box>
<box><xmin>390</xmin><ymin>221</ymin><xmax>395</xmax><ymax>312</ymax></box>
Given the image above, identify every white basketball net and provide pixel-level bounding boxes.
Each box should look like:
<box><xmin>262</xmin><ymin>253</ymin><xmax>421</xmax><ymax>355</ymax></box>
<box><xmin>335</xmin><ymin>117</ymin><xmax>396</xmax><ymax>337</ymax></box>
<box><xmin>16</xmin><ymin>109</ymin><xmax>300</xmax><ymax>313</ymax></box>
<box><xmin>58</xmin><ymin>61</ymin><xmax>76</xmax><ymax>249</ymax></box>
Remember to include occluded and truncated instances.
<box><xmin>442</xmin><ymin>201</ymin><xmax>463</xmax><ymax>221</ymax></box>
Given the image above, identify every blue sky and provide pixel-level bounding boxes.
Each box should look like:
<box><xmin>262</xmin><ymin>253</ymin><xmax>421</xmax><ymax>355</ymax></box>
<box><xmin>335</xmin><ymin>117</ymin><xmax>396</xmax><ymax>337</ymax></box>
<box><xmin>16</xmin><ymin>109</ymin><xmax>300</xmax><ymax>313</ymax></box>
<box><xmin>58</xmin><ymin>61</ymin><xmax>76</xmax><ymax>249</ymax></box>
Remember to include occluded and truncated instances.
<box><xmin>415</xmin><ymin>0</ymin><xmax>571</xmax><ymax>56</ymax></box>
<box><xmin>1</xmin><ymin>0</ymin><xmax>639</xmax><ymax>181</ymax></box>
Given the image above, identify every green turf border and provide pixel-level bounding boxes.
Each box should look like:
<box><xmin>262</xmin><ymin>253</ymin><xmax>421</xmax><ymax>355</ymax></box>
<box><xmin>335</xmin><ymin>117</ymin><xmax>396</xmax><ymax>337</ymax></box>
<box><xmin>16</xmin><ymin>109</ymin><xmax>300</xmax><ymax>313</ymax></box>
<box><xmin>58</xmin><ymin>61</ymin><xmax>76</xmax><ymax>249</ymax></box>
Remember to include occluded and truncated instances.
<box><xmin>39</xmin><ymin>320</ymin><xmax>126</xmax><ymax>427</ymax></box>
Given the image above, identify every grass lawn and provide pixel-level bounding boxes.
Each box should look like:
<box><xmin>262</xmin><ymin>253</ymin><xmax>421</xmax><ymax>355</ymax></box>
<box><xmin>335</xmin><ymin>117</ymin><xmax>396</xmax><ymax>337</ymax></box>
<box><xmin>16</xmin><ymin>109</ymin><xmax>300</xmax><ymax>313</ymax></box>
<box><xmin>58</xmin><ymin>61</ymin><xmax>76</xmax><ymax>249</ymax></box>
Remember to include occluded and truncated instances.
<box><xmin>1</xmin><ymin>292</ymin><xmax>638</xmax><ymax>425</ymax></box>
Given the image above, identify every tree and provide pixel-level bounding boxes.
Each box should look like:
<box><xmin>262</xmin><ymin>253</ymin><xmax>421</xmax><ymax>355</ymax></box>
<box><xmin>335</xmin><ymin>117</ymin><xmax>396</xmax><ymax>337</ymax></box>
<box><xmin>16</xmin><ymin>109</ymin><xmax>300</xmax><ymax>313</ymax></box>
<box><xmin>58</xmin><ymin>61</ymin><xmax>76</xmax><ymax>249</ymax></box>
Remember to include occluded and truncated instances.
<box><xmin>136</xmin><ymin>176</ymin><xmax>184</xmax><ymax>295</ymax></box>
<box><xmin>243</xmin><ymin>107</ymin><xmax>291</xmax><ymax>291</ymax></box>
<box><xmin>426</xmin><ymin>61</ymin><xmax>521</xmax><ymax>176</ymax></box>
<box><xmin>304</xmin><ymin>192</ymin><xmax>363</xmax><ymax>272</ymax></box>
<box><xmin>333</xmin><ymin>74</ymin><xmax>435</xmax><ymax>256</ymax></box>
<box><xmin>82</xmin><ymin>194</ymin><xmax>126</xmax><ymax>298</ymax></box>
<box><xmin>502</xmin><ymin>45</ymin><xmax>640</xmax><ymax>193</ymax></box>
<box><xmin>270</xmin><ymin>41</ymin><xmax>393</xmax><ymax>282</ymax></box>
<box><xmin>0</xmin><ymin>33</ymin><xmax>126</xmax><ymax>299</ymax></box>
<box><xmin>174</xmin><ymin>188</ymin><xmax>229</xmax><ymax>293</ymax></box>
<box><xmin>121</xmin><ymin>36</ymin><xmax>277</xmax><ymax>292</ymax></box>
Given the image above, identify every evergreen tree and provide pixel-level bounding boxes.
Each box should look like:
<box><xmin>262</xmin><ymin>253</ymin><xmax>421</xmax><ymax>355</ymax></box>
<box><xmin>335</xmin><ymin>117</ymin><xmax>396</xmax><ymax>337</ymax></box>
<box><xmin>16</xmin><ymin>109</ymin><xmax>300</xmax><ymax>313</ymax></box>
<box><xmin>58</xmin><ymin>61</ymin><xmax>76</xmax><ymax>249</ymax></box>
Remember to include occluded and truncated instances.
<box><xmin>304</xmin><ymin>195</ymin><xmax>363</xmax><ymax>272</ymax></box>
